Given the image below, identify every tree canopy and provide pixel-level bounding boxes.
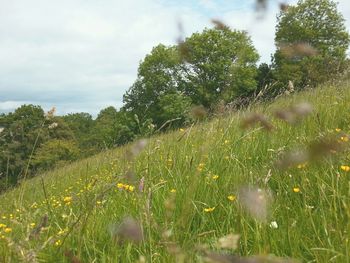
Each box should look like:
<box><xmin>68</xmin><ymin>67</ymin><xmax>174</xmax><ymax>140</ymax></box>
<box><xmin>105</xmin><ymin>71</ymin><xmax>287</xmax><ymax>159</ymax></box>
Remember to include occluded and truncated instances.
<box><xmin>182</xmin><ymin>27</ymin><xmax>259</xmax><ymax>107</ymax></box>
<box><xmin>123</xmin><ymin>27</ymin><xmax>259</xmax><ymax>127</ymax></box>
<box><xmin>273</xmin><ymin>0</ymin><xmax>350</xmax><ymax>88</ymax></box>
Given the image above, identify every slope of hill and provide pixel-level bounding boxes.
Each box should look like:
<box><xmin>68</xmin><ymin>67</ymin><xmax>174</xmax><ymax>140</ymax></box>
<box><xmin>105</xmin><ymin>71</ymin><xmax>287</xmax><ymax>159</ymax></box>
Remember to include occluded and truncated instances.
<box><xmin>1</xmin><ymin>76</ymin><xmax>350</xmax><ymax>262</ymax></box>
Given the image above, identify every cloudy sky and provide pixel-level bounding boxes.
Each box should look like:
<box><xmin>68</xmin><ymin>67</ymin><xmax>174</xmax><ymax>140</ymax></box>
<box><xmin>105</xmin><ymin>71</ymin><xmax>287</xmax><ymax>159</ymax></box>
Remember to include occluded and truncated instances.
<box><xmin>1</xmin><ymin>0</ymin><xmax>350</xmax><ymax>116</ymax></box>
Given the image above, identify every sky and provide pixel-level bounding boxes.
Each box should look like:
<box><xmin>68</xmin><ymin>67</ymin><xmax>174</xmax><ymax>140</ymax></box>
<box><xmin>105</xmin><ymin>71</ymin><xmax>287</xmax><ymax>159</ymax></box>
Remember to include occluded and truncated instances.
<box><xmin>1</xmin><ymin>0</ymin><xmax>350</xmax><ymax>117</ymax></box>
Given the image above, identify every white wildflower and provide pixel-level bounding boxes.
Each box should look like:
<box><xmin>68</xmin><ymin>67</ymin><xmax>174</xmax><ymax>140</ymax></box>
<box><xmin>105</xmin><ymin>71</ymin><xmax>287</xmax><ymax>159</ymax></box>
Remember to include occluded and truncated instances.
<box><xmin>269</xmin><ymin>221</ymin><xmax>278</xmax><ymax>229</ymax></box>
<box><xmin>48</xmin><ymin>122</ymin><xmax>58</xmax><ymax>129</ymax></box>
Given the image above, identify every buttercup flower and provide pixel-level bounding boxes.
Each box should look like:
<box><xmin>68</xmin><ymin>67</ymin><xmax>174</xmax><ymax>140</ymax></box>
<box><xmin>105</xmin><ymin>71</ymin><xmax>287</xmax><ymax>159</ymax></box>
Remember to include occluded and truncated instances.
<box><xmin>293</xmin><ymin>187</ymin><xmax>300</xmax><ymax>193</ymax></box>
<box><xmin>4</xmin><ymin>228</ymin><xmax>12</xmax><ymax>233</ymax></box>
<box><xmin>204</xmin><ymin>207</ymin><xmax>215</xmax><ymax>213</ymax></box>
<box><xmin>340</xmin><ymin>165</ymin><xmax>350</xmax><ymax>172</ymax></box>
<box><xmin>227</xmin><ymin>195</ymin><xmax>236</xmax><ymax>202</ymax></box>
<box><xmin>63</xmin><ymin>196</ymin><xmax>72</xmax><ymax>205</ymax></box>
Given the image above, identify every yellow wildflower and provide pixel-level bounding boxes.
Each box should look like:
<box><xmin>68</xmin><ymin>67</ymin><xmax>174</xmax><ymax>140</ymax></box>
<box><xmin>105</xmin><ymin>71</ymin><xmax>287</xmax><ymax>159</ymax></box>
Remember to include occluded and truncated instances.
<box><xmin>0</xmin><ymin>223</ymin><xmax>6</xmax><ymax>228</ymax></box>
<box><xmin>340</xmin><ymin>165</ymin><xmax>350</xmax><ymax>172</ymax></box>
<box><xmin>179</xmin><ymin>128</ymin><xmax>185</xmax><ymax>132</ymax></box>
<box><xmin>297</xmin><ymin>163</ymin><xmax>307</xmax><ymax>169</ymax></box>
<box><xmin>293</xmin><ymin>187</ymin><xmax>300</xmax><ymax>193</ymax></box>
<box><xmin>340</xmin><ymin>136</ymin><xmax>349</xmax><ymax>142</ymax></box>
<box><xmin>117</xmin><ymin>183</ymin><xmax>134</xmax><ymax>192</ymax></box>
<box><xmin>57</xmin><ymin>229</ymin><xmax>67</xmax><ymax>235</ymax></box>
<box><xmin>335</xmin><ymin>128</ymin><xmax>341</xmax><ymax>132</ymax></box>
<box><xmin>212</xmin><ymin>175</ymin><xmax>219</xmax><ymax>180</ymax></box>
<box><xmin>197</xmin><ymin>163</ymin><xmax>205</xmax><ymax>172</ymax></box>
<box><xmin>227</xmin><ymin>195</ymin><xmax>236</xmax><ymax>201</ymax></box>
<box><xmin>4</xmin><ymin>228</ymin><xmax>12</xmax><ymax>233</ymax></box>
<box><xmin>63</xmin><ymin>196</ymin><xmax>72</xmax><ymax>205</ymax></box>
<box><xmin>30</xmin><ymin>223</ymin><xmax>36</xmax><ymax>228</ymax></box>
<box><xmin>204</xmin><ymin>207</ymin><xmax>215</xmax><ymax>213</ymax></box>
<box><xmin>170</xmin><ymin>189</ymin><xmax>176</xmax><ymax>193</ymax></box>
<box><xmin>224</xmin><ymin>140</ymin><xmax>230</xmax><ymax>144</ymax></box>
<box><xmin>54</xmin><ymin>239</ymin><xmax>62</xmax><ymax>246</ymax></box>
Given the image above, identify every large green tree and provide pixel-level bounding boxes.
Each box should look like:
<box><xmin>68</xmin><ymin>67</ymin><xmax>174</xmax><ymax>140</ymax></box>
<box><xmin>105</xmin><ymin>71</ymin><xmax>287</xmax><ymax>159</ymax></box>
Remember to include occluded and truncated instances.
<box><xmin>123</xmin><ymin>27</ymin><xmax>259</xmax><ymax>127</ymax></box>
<box><xmin>32</xmin><ymin>139</ymin><xmax>80</xmax><ymax>171</ymax></box>
<box><xmin>90</xmin><ymin>107</ymin><xmax>146</xmax><ymax>149</ymax></box>
<box><xmin>273</xmin><ymin>0</ymin><xmax>350</xmax><ymax>89</ymax></box>
<box><xmin>0</xmin><ymin>105</ymin><xmax>74</xmax><ymax>190</ymax></box>
<box><xmin>123</xmin><ymin>44</ymin><xmax>183</xmax><ymax>126</ymax></box>
<box><xmin>182</xmin><ymin>27</ymin><xmax>259</xmax><ymax>107</ymax></box>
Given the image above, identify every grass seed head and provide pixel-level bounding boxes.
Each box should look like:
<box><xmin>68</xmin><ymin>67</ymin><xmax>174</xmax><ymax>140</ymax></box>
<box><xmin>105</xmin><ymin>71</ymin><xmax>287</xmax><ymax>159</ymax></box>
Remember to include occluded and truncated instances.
<box><xmin>131</xmin><ymin>139</ymin><xmax>148</xmax><ymax>157</ymax></box>
<box><xmin>29</xmin><ymin>214</ymin><xmax>48</xmax><ymax>240</ymax></box>
<box><xmin>111</xmin><ymin>217</ymin><xmax>143</xmax><ymax>245</ymax></box>
<box><xmin>274</xmin><ymin>102</ymin><xmax>313</xmax><ymax>124</ymax></box>
<box><xmin>280</xmin><ymin>3</ymin><xmax>289</xmax><ymax>12</ymax></box>
<box><xmin>308</xmin><ymin>137</ymin><xmax>344</xmax><ymax>160</ymax></box>
<box><xmin>279</xmin><ymin>42</ymin><xmax>318</xmax><ymax>58</ymax></box>
<box><xmin>45</xmin><ymin>107</ymin><xmax>56</xmax><ymax>120</ymax></box>
<box><xmin>211</xmin><ymin>19</ymin><xmax>229</xmax><ymax>30</ymax></box>
<box><xmin>64</xmin><ymin>250</ymin><xmax>83</xmax><ymax>263</ymax></box>
<box><xmin>216</xmin><ymin>233</ymin><xmax>240</xmax><ymax>250</ymax></box>
<box><xmin>275</xmin><ymin>149</ymin><xmax>309</xmax><ymax>169</ymax></box>
<box><xmin>241</xmin><ymin>113</ymin><xmax>274</xmax><ymax>131</ymax></box>
<box><xmin>190</xmin><ymin>105</ymin><xmax>207</xmax><ymax>121</ymax></box>
<box><xmin>238</xmin><ymin>186</ymin><xmax>272</xmax><ymax>222</ymax></box>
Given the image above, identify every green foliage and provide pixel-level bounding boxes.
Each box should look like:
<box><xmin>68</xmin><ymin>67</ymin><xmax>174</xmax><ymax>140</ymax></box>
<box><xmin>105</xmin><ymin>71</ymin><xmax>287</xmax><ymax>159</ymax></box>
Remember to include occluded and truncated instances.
<box><xmin>124</xmin><ymin>27</ymin><xmax>259</xmax><ymax>128</ymax></box>
<box><xmin>32</xmin><ymin>139</ymin><xmax>80</xmax><ymax>171</ymax></box>
<box><xmin>90</xmin><ymin>107</ymin><xmax>148</xmax><ymax>149</ymax></box>
<box><xmin>158</xmin><ymin>92</ymin><xmax>192</xmax><ymax>128</ymax></box>
<box><xmin>182</xmin><ymin>27</ymin><xmax>259</xmax><ymax>107</ymax></box>
<box><xmin>123</xmin><ymin>44</ymin><xmax>183</xmax><ymax>126</ymax></box>
<box><xmin>62</xmin><ymin>112</ymin><xmax>94</xmax><ymax>151</ymax></box>
<box><xmin>93</xmin><ymin>106</ymin><xmax>120</xmax><ymax>149</ymax></box>
<box><xmin>0</xmin><ymin>105</ymin><xmax>75</xmax><ymax>189</ymax></box>
<box><xmin>256</xmin><ymin>63</ymin><xmax>273</xmax><ymax>90</ymax></box>
<box><xmin>0</xmin><ymin>105</ymin><xmax>46</xmax><ymax>180</ymax></box>
<box><xmin>273</xmin><ymin>0</ymin><xmax>350</xmax><ymax>88</ymax></box>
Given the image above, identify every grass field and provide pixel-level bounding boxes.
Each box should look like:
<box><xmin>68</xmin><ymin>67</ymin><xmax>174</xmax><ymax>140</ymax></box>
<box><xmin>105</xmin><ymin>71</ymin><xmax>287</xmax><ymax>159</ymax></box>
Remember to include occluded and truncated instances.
<box><xmin>1</xmin><ymin>76</ymin><xmax>350</xmax><ymax>262</ymax></box>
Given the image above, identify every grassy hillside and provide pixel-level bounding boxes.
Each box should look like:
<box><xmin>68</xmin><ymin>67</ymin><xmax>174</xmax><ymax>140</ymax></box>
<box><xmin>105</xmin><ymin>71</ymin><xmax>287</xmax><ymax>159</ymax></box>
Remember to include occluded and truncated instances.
<box><xmin>1</xmin><ymin>77</ymin><xmax>350</xmax><ymax>262</ymax></box>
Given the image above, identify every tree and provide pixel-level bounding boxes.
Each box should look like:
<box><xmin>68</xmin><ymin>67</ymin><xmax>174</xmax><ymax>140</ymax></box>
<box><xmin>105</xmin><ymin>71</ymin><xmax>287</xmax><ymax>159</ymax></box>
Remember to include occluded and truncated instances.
<box><xmin>92</xmin><ymin>106</ymin><xmax>120</xmax><ymax>149</ymax></box>
<box><xmin>123</xmin><ymin>28</ymin><xmax>259</xmax><ymax>127</ymax></box>
<box><xmin>123</xmin><ymin>44</ymin><xmax>183</xmax><ymax>126</ymax></box>
<box><xmin>32</xmin><ymin>139</ymin><xmax>80</xmax><ymax>171</ymax></box>
<box><xmin>273</xmin><ymin>0</ymin><xmax>350</xmax><ymax>89</ymax></box>
<box><xmin>158</xmin><ymin>92</ymin><xmax>192</xmax><ymax>128</ymax></box>
<box><xmin>182</xmin><ymin>27</ymin><xmax>259</xmax><ymax>107</ymax></box>
<box><xmin>62</xmin><ymin>112</ymin><xmax>95</xmax><ymax>154</ymax></box>
<box><xmin>91</xmin><ymin>107</ymin><xmax>147</xmax><ymax>149</ymax></box>
<box><xmin>0</xmin><ymin>105</ymin><xmax>74</xmax><ymax>189</ymax></box>
<box><xmin>0</xmin><ymin>105</ymin><xmax>46</xmax><ymax>182</ymax></box>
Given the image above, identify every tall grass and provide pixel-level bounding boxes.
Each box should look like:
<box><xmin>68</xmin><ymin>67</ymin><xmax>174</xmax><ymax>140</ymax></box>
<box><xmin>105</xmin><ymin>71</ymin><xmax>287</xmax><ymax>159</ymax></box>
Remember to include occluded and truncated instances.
<box><xmin>0</xmin><ymin>77</ymin><xmax>350</xmax><ymax>262</ymax></box>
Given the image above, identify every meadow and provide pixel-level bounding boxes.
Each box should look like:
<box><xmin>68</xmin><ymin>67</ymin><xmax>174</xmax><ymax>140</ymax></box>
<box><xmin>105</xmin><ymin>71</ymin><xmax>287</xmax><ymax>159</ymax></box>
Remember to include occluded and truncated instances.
<box><xmin>0</xmin><ymin>75</ymin><xmax>350</xmax><ymax>262</ymax></box>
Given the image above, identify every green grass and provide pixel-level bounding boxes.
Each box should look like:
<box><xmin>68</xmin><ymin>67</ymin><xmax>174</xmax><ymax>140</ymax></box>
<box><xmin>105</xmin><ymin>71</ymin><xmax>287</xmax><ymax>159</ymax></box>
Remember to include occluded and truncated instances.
<box><xmin>1</xmin><ymin>77</ymin><xmax>350</xmax><ymax>262</ymax></box>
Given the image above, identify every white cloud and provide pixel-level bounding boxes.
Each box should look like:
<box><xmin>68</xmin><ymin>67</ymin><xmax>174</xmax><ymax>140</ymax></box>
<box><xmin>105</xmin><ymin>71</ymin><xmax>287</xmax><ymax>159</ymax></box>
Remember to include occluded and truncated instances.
<box><xmin>0</xmin><ymin>101</ymin><xmax>32</xmax><ymax>111</ymax></box>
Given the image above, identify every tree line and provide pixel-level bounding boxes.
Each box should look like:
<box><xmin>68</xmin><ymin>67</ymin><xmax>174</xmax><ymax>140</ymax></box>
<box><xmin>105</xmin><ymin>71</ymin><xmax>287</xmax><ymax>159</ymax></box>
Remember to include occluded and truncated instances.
<box><xmin>0</xmin><ymin>0</ymin><xmax>349</xmax><ymax>192</ymax></box>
